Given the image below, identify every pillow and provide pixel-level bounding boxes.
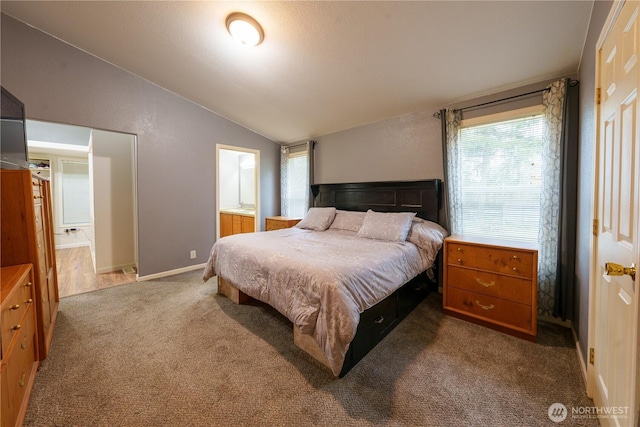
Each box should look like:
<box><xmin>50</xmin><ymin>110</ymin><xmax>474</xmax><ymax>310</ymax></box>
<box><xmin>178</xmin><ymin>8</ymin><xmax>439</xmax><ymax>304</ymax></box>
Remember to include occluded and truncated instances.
<box><xmin>329</xmin><ymin>210</ymin><xmax>366</xmax><ymax>232</ymax></box>
<box><xmin>357</xmin><ymin>210</ymin><xmax>416</xmax><ymax>242</ymax></box>
<box><xmin>407</xmin><ymin>218</ymin><xmax>449</xmax><ymax>252</ymax></box>
<box><xmin>294</xmin><ymin>207</ymin><xmax>336</xmax><ymax>231</ymax></box>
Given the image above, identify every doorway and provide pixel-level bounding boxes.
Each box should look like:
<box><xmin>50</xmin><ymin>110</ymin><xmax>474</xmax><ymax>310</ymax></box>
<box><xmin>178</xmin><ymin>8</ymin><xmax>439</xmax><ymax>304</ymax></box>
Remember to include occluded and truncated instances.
<box><xmin>216</xmin><ymin>145</ymin><xmax>260</xmax><ymax>239</ymax></box>
<box><xmin>27</xmin><ymin>120</ymin><xmax>138</xmax><ymax>297</ymax></box>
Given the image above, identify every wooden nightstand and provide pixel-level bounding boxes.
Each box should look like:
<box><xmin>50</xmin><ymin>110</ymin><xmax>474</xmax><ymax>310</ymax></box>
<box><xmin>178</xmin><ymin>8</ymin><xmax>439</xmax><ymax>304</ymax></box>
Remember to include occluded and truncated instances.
<box><xmin>265</xmin><ymin>216</ymin><xmax>301</xmax><ymax>231</ymax></box>
<box><xmin>442</xmin><ymin>235</ymin><xmax>538</xmax><ymax>341</ymax></box>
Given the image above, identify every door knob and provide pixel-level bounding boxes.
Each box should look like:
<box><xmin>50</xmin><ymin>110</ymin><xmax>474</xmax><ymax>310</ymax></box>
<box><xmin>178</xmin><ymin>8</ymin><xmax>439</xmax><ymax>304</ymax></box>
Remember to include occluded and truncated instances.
<box><xmin>605</xmin><ymin>262</ymin><xmax>636</xmax><ymax>281</ymax></box>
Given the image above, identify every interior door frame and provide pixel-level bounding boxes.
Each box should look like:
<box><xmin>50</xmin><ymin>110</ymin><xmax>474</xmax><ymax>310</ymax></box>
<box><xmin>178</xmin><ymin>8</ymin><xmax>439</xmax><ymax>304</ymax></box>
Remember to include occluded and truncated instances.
<box><xmin>26</xmin><ymin>120</ymin><xmax>139</xmax><ymax>277</ymax></box>
<box><xmin>215</xmin><ymin>144</ymin><xmax>260</xmax><ymax>240</ymax></box>
<box><xmin>588</xmin><ymin>0</ymin><xmax>640</xmax><ymax>412</ymax></box>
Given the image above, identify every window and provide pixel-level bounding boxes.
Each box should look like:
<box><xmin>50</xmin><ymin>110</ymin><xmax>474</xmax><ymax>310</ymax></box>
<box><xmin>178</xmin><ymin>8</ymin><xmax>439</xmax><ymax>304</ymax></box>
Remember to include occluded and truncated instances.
<box><xmin>281</xmin><ymin>143</ymin><xmax>311</xmax><ymax>219</ymax></box>
<box><xmin>457</xmin><ymin>109</ymin><xmax>545</xmax><ymax>242</ymax></box>
<box><xmin>60</xmin><ymin>160</ymin><xmax>91</xmax><ymax>225</ymax></box>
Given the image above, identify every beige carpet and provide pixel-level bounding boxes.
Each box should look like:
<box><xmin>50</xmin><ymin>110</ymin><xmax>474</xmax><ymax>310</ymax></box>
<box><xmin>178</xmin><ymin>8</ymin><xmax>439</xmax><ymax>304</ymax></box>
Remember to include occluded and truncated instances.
<box><xmin>24</xmin><ymin>270</ymin><xmax>597</xmax><ymax>426</ymax></box>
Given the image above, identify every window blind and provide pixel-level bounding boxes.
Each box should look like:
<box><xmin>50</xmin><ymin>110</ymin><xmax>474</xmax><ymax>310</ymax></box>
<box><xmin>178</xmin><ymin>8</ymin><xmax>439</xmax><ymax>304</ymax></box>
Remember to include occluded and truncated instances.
<box><xmin>285</xmin><ymin>150</ymin><xmax>308</xmax><ymax>218</ymax></box>
<box><xmin>458</xmin><ymin>114</ymin><xmax>545</xmax><ymax>242</ymax></box>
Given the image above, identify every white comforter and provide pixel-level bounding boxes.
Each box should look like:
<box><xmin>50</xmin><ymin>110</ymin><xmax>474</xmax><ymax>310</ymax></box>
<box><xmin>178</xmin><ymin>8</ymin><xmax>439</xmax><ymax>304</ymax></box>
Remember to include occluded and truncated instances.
<box><xmin>203</xmin><ymin>227</ymin><xmax>442</xmax><ymax>376</ymax></box>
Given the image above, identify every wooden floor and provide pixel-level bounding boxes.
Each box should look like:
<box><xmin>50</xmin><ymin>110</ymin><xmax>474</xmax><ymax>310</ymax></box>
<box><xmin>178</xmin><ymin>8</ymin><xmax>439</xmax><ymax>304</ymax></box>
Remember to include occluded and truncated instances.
<box><xmin>56</xmin><ymin>246</ymin><xmax>137</xmax><ymax>298</ymax></box>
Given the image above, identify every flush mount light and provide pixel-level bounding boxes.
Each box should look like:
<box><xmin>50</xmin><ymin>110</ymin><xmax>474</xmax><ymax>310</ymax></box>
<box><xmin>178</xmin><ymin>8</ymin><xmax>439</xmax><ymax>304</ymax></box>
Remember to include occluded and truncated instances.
<box><xmin>226</xmin><ymin>12</ymin><xmax>264</xmax><ymax>46</ymax></box>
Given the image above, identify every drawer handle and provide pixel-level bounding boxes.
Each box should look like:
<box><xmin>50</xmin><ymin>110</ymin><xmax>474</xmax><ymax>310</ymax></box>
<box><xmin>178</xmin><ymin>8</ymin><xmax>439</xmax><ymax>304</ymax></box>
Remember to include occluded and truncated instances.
<box><xmin>21</xmin><ymin>336</ymin><xmax>27</xmax><ymax>350</ymax></box>
<box><xmin>12</xmin><ymin>324</ymin><xmax>22</xmax><ymax>331</ymax></box>
<box><xmin>373</xmin><ymin>316</ymin><xmax>385</xmax><ymax>324</ymax></box>
<box><xmin>512</xmin><ymin>255</ymin><xmax>519</xmax><ymax>260</ymax></box>
<box><xmin>475</xmin><ymin>278</ymin><xmax>495</xmax><ymax>288</ymax></box>
<box><xmin>19</xmin><ymin>373</ymin><xmax>26</xmax><ymax>388</ymax></box>
<box><xmin>25</xmin><ymin>282</ymin><xmax>33</xmax><ymax>287</ymax></box>
<box><xmin>512</xmin><ymin>267</ymin><xmax>518</xmax><ymax>272</ymax></box>
<box><xmin>26</xmin><ymin>298</ymin><xmax>33</xmax><ymax>304</ymax></box>
<box><xmin>457</xmin><ymin>259</ymin><xmax>463</xmax><ymax>263</ymax></box>
<box><xmin>457</xmin><ymin>247</ymin><xmax>462</xmax><ymax>252</ymax></box>
<box><xmin>475</xmin><ymin>301</ymin><xmax>495</xmax><ymax>311</ymax></box>
<box><xmin>10</xmin><ymin>304</ymin><xmax>20</xmax><ymax>310</ymax></box>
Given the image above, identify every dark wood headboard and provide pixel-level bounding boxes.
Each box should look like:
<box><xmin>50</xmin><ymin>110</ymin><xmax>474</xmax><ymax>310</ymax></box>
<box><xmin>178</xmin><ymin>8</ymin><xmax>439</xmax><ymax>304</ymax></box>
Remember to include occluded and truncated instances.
<box><xmin>311</xmin><ymin>179</ymin><xmax>442</xmax><ymax>224</ymax></box>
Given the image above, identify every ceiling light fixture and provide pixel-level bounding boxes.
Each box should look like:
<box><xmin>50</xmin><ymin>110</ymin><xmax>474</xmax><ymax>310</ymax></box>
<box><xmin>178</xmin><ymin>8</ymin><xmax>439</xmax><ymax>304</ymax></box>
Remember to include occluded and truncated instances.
<box><xmin>226</xmin><ymin>12</ymin><xmax>264</xmax><ymax>46</ymax></box>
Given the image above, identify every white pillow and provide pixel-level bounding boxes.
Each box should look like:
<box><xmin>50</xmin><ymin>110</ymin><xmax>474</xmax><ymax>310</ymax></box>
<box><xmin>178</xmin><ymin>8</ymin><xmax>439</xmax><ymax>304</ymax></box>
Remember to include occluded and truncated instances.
<box><xmin>295</xmin><ymin>207</ymin><xmax>336</xmax><ymax>231</ymax></box>
<box><xmin>329</xmin><ymin>210</ymin><xmax>366</xmax><ymax>232</ymax></box>
<box><xmin>407</xmin><ymin>218</ymin><xmax>449</xmax><ymax>251</ymax></box>
<box><xmin>357</xmin><ymin>210</ymin><xmax>416</xmax><ymax>242</ymax></box>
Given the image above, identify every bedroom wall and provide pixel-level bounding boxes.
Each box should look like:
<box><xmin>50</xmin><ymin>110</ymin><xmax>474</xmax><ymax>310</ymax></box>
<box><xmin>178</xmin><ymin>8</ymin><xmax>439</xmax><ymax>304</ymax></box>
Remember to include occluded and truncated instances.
<box><xmin>575</xmin><ymin>0</ymin><xmax>613</xmax><ymax>365</ymax></box>
<box><xmin>311</xmin><ymin>110</ymin><xmax>443</xmax><ymax>184</ymax></box>
<box><xmin>0</xmin><ymin>13</ymin><xmax>281</xmax><ymax>277</ymax></box>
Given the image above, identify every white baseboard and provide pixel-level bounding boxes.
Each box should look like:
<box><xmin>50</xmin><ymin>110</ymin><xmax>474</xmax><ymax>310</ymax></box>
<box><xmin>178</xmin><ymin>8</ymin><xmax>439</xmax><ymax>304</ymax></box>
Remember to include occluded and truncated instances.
<box><xmin>572</xmin><ymin>327</ymin><xmax>589</xmax><ymax>389</ymax></box>
<box><xmin>95</xmin><ymin>263</ymin><xmax>137</xmax><ymax>274</ymax></box>
<box><xmin>137</xmin><ymin>263</ymin><xmax>206</xmax><ymax>282</ymax></box>
<box><xmin>55</xmin><ymin>242</ymin><xmax>91</xmax><ymax>250</ymax></box>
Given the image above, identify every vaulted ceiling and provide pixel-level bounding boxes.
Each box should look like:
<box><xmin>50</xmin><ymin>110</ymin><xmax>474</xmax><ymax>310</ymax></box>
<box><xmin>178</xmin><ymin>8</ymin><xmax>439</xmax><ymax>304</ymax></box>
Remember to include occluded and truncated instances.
<box><xmin>0</xmin><ymin>1</ymin><xmax>594</xmax><ymax>143</ymax></box>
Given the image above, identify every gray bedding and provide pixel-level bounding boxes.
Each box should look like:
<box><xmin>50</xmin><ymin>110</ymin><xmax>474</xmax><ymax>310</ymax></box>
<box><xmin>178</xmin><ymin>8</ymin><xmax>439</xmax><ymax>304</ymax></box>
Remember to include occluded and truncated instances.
<box><xmin>203</xmin><ymin>226</ymin><xmax>444</xmax><ymax>376</ymax></box>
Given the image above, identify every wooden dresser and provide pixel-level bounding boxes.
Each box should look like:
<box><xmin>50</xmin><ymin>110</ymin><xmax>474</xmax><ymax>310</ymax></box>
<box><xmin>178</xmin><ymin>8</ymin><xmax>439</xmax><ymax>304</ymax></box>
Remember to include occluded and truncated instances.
<box><xmin>1</xmin><ymin>264</ymin><xmax>38</xmax><ymax>427</ymax></box>
<box><xmin>265</xmin><ymin>216</ymin><xmax>301</xmax><ymax>231</ymax></box>
<box><xmin>442</xmin><ymin>235</ymin><xmax>538</xmax><ymax>341</ymax></box>
<box><xmin>1</xmin><ymin>170</ymin><xmax>59</xmax><ymax>360</ymax></box>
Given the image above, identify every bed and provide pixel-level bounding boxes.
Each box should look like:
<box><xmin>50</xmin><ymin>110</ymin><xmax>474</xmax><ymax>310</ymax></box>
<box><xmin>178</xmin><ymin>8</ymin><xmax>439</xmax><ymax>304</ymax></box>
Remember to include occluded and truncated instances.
<box><xmin>203</xmin><ymin>180</ymin><xmax>446</xmax><ymax>377</ymax></box>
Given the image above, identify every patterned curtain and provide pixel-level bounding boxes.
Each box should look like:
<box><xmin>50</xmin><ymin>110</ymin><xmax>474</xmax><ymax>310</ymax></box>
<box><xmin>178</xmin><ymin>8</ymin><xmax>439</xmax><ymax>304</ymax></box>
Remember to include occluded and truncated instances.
<box><xmin>280</xmin><ymin>145</ymin><xmax>291</xmax><ymax>216</ymax></box>
<box><xmin>538</xmin><ymin>79</ymin><xmax>567</xmax><ymax>318</ymax></box>
<box><xmin>443</xmin><ymin>109</ymin><xmax>463</xmax><ymax>235</ymax></box>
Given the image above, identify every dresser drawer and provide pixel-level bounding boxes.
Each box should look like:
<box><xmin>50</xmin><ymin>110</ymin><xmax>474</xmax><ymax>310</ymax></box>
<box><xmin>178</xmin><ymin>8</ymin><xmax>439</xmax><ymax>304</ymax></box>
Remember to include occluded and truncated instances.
<box><xmin>352</xmin><ymin>295</ymin><xmax>398</xmax><ymax>361</ymax></box>
<box><xmin>34</xmin><ymin>203</ymin><xmax>44</xmax><ymax>232</ymax></box>
<box><xmin>446</xmin><ymin>266</ymin><xmax>532</xmax><ymax>305</ymax></box>
<box><xmin>1</xmin><ymin>276</ymin><xmax>33</xmax><ymax>358</ymax></box>
<box><xmin>31</xmin><ymin>178</ymin><xmax>41</xmax><ymax>201</ymax></box>
<box><xmin>397</xmin><ymin>277</ymin><xmax>429</xmax><ymax>315</ymax></box>
<box><xmin>1</xmin><ymin>305</ymin><xmax>37</xmax><ymax>424</ymax></box>
<box><xmin>447</xmin><ymin>243</ymin><xmax>534</xmax><ymax>278</ymax></box>
<box><xmin>37</xmin><ymin>228</ymin><xmax>48</xmax><ymax>268</ymax></box>
<box><xmin>445</xmin><ymin>287</ymin><xmax>533</xmax><ymax>332</ymax></box>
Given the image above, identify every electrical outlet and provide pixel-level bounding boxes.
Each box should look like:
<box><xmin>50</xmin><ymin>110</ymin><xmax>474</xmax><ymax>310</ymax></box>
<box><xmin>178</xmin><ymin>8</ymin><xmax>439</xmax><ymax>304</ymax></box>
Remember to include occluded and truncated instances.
<box><xmin>190</xmin><ymin>250</ymin><xmax>196</xmax><ymax>259</ymax></box>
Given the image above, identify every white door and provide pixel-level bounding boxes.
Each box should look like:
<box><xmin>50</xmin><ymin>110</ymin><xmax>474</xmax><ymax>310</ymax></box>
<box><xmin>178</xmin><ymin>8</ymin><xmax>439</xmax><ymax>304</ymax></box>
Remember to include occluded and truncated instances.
<box><xmin>593</xmin><ymin>1</ymin><xmax>640</xmax><ymax>426</ymax></box>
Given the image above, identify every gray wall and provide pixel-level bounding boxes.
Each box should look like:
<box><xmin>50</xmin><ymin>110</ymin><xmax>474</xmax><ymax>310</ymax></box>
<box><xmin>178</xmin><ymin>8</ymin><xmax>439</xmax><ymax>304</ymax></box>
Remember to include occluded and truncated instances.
<box><xmin>576</xmin><ymin>0</ymin><xmax>613</xmax><ymax>360</ymax></box>
<box><xmin>0</xmin><ymin>14</ymin><xmax>280</xmax><ymax>276</ymax></box>
<box><xmin>312</xmin><ymin>110</ymin><xmax>444</xmax><ymax>184</ymax></box>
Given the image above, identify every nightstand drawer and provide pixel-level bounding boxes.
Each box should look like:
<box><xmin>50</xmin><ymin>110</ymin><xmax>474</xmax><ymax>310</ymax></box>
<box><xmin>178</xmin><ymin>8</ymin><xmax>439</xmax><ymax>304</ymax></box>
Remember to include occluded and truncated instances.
<box><xmin>265</xmin><ymin>217</ymin><xmax>301</xmax><ymax>231</ymax></box>
<box><xmin>446</xmin><ymin>266</ymin><xmax>532</xmax><ymax>305</ymax></box>
<box><xmin>443</xmin><ymin>235</ymin><xmax>538</xmax><ymax>341</ymax></box>
<box><xmin>446</xmin><ymin>287</ymin><xmax>533</xmax><ymax>332</ymax></box>
<box><xmin>447</xmin><ymin>243</ymin><xmax>534</xmax><ymax>278</ymax></box>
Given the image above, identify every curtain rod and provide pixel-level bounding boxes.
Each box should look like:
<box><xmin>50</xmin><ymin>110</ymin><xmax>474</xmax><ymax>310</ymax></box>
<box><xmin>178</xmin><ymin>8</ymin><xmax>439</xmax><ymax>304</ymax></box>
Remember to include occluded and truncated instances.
<box><xmin>432</xmin><ymin>79</ymin><xmax>578</xmax><ymax>119</ymax></box>
<box><xmin>456</xmin><ymin>87</ymin><xmax>549</xmax><ymax>113</ymax></box>
<box><xmin>283</xmin><ymin>140</ymin><xmax>316</xmax><ymax>150</ymax></box>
